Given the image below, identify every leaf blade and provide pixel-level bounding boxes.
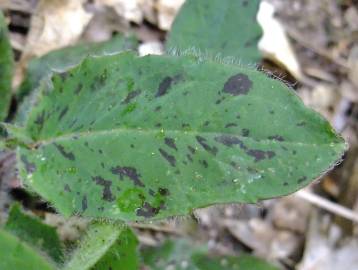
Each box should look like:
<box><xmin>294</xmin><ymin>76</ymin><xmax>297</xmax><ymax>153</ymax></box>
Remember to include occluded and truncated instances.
<box><xmin>17</xmin><ymin>52</ymin><xmax>346</xmax><ymax>221</ymax></box>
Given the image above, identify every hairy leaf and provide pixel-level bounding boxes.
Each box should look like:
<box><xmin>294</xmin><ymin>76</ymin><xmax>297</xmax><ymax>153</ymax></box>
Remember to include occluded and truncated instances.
<box><xmin>166</xmin><ymin>0</ymin><xmax>262</xmax><ymax>64</ymax></box>
<box><xmin>5</xmin><ymin>203</ymin><xmax>63</xmax><ymax>263</ymax></box>
<box><xmin>64</xmin><ymin>223</ymin><xmax>139</xmax><ymax>270</ymax></box>
<box><xmin>0</xmin><ymin>229</ymin><xmax>54</xmax><ymax>270</ymax></box>
<box><xmin>13</xmin><ymin>52</ymin><xmax>345</xmax><ymax>221</ymax></box>
<box><xmin>17</xmin><ymin>34</ymin><xmax>138</xmax><ymax>101</ymax></box>
<box><xmin>0</xmin><ymin>11</ymin><xmax>14</xmax><ymax>121</ymax></box>
<box><xmin>142</xmin><ymin>239</ymin><xmax>278</xmax><ymax>270</ymax></box>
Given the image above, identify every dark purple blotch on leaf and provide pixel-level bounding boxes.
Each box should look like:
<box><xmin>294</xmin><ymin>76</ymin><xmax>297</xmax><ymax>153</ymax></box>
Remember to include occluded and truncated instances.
<box><xmin>58</xmin><ymin>106</ymin><xmax>69</xmax><ymax>121</ymax></box>
<box><xmin>92</xmin><ymin>176</ymin><xmax>115</xmax><ymax>202</ymax></box>
<box><xmin>196</xmin><ymin>136</ymin><xmax>218</xmax><ymax>155</ymax></box>
<box><xmin>136</xmin><ymin>201</ymin><xmax>166</xmax><ymax>218</ymax></box>
<box><xmin>111</xmin><ymin>166</ymin><xmax>145</xmax><ymax>187</ymax></box>
<box><xmin>268</xmin><ymin>135</ymin><xmax>285</xmax><ymax>142</ymax></box>
<box><xmin>188</xmin><ymin>146</ymin><xmax>196</xmax><ymax>154</ymax></box>
<box><xmin>158</xmin><ymin>188</ymin><xmax>170</xmax><ymax>196</ymax></box>
<box><xmin>122</xmin><ymin>89</ymin><xmax>141</xmax><ymax>104</ymax></box>
<box><xmin>64</xmin><ymin>184</ymin><xmax>71</xmax><ymax>192</ymax></box>
<box><xmin>215</xmin><ymin>135</ymin><xmax>245</xmax><ymax>148</ymax></box>
<box><xmin>241</xmin><ymin>129</ymin><xmax>250</xmax><ymax>137</ymax></box>
<box><xmin>225</xmin><ymin>123</ymin><xmax>238</xmax><ymax>128</ymax></box>
<box><xmin>158</xmin><ymin>148</ymin><xmax>176</xmax><ymax>167</ymax></box>
<box><xmin>223</xmin><ymin>73</ymin><xmax>253</xmax><ymax>96</ymax></box>
<box><xmin>247</xmin><ymin>149</ymin><xmax>275</xmax><ymax>162</ymax></box>
<box><xmin>54</xmin><ymin>144</ymin><xmax>75</xmax><ymax>161</ymax></box>
<box><xmin>215</xmin><ymin>135</ymin><xmax>276</xmax><ymax>162</ymax></box>
<box><xmin>164</xmin><ymin>137</ymin><xmax>177</xmax><ymax>151</ymax></box>
<box><xmin>82</xmin><ymin>195</ymin><xmax>88</xmax><ymax>212</ymax></box>
<box><xmin>155</xmin><ymin>77</ymin><xmax>173</xmax><ymax>97</ymax></box>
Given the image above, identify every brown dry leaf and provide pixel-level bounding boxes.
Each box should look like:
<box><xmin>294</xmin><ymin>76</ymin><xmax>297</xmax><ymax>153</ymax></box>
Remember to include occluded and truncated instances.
<box><xmin>299</xmin><ymin>83</ymin><xmax>341</xmax><ymax>121</ymax></box>
<box><xmin>298</xmin><ymin>210</ymin><xmax>358</xmax><ymax>270</ymax></box>
<box><xmin>155</xmin><ymin>0</ymin><xmax>185</xmax><ymax>30</ymax></box>
<box><xmin>345</xmin><ymin>6</ymin><xmax>358</xmax><ymax>32</ymax></box>
<box><xmin>95</xmin><ymin>0</ymin><xmax>144</xmax><ymax>24</ymax></box>
<box><xmin>224</xmin><ymin>218</ymin><xmax>301</xmax><ymax>260</ymax></box>
<box><xmin>44</xmin><ymin>213</ymin><xmax>89</xmax><ymax>242</ymax></box>
<box><xmin>321</xmin><ymin>176</ymin><xmax>341</xmax><ymax>198</ymax></box>
<box><xmin>22</xmin><ymin>0</ymin><xmax>93</xmax><ymax>59</ymax></box>
<box><xmin>141</xmin><ymin>0</ymin><xmax>157</xmax><ymax>25</ymax></box>
<box><xmin>271</xmin><ymin>197</ymin><xmax>311</xmax><ymax>234</ymax></box>
<box><xmin>341</xmin><ymin>81</ymin><xmax>358</xmax><ymax>103</ymax></box>
<box><xmin>348</xmin><ymin>45</ymin><xmax>358</xmax><ymax>90</ymax></box>
<box><xmin>9</xmin><ymin>32</ymin><xmax>26</xmax><ymax>52</ymax></box>
<box><xmin>82</xmin><ymin>7</ymin><xmax>128</xmax><ymax>43</ymax></box>
<box><xmin>94</xmin><ymin>0</ymin><xmax>184</xmax><ymax>30</ymax></box>
<box><xmin>258</xmin><ymin>1</ymin><xmax>304</xmax><ymax>80</ymax></box>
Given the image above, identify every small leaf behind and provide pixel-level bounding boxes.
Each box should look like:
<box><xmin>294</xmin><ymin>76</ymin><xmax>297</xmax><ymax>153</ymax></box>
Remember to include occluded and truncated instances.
<box><xmin>0</xmin><ymin>229</ymin><xmax>54</xmax><ymax>270</ymax></box>
<box><xmin>5</xmin><ymin>203</ymin><xmax>64</xmax><ymax>263</ymax></box>
<box><xmin>166</xmin><ymin>0</ymin><xmax>262</xmax><ymax>64</ymax></box>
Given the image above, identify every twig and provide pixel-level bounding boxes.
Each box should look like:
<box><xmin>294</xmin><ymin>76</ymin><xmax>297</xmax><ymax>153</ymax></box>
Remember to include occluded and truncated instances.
<box><xmin>295</xmin><ymin>189</ymin><xmax>358</xmax><ymax>223</ymax></box>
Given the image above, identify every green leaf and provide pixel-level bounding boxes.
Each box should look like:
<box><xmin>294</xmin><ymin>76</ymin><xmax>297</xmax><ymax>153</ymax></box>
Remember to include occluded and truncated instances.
<box><xmin>4</xmin><ymin>203</ymin><xmax>64</xmax><ymax>263</ymax></box>
<box><xmin>0</xmin><ymin>229</ymin><xmax>55</xmax><ymax>270</ymax></box>
<box><xmin>0</xmin><ymin>122</ymin><xmax>32</xmax><ymax>149</ymax></box>
<box><xmin>14</xmin><ymin>52</ymin><xmax>345</xmax><ymax>221</ymax></box>
<box><xmin>0</xmin><ymin>11</ymin><xmax>14</xmax><ymax>121</ymax></box>
<box><xmin>166</xmin><ymin>0</ymin><xmax>262</xmax><ymax>64</ymax></box>
<box><xmin>64</xmin><ymin>223</ymin><xmax>139</xmax><ymax>270</ymax></box>
<box><xmin>17</xmin><ymin>34</ymin><xmax>138</xmax><ymax>102</ymax></box>
<box><xmin>142</xmin><ymin>239</ymin><xmax>279</xmax><ymax>270</ymax></box>
<box><xmin>192</xmin><ymin>254</ymin><xmax>279</xmax><ymax>270</ymax></box>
